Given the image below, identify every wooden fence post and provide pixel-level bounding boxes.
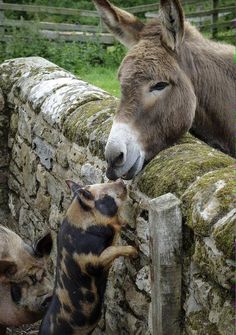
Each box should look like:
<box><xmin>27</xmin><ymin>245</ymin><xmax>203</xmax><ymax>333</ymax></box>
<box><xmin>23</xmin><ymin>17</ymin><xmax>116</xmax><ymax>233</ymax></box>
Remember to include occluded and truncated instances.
<box><xmin>212</xmin><ymin>0</ymin><xmax>219</xmax><ymax>39</ymax></box>
<box><xmin>149</xmin><ymin>193</ymin><xmax>182</xmax><ymax>335</ymax></box>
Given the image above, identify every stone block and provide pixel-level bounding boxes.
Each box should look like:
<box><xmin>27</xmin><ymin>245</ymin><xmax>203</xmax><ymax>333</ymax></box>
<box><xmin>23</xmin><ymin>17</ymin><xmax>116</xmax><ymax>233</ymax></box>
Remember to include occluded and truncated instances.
<box><xmin>193</xmin><ymin>237</ymin><xmax>234</xmax><ymax>289</ymax></box>
<box><xmin>80</xmin><ymin>162</ymin><xmax>103</xmax><ymax>184</ymax></box>
<box><xmin>33</xmin><ymin>137</ymin><xmax>54</xmax><ymax>170</ymax></box>
<box><xmin>124</xmin><ymin>276</ymin><xmax>150</xmax><ymax>318</ymax></box>
<box><xmin>182</xmin><ymin>166</ymin><xmax>235</xmax><ymax>236</ymax></box>
<box><xmin>17</xmin><ymin>106</ymin><xmax>32</xmax><ymax>143</ymax></box>
<box><xmin>212</xmin><ymin>209</ymin><xmax>235</xmax><ymax>260</ymax></box>
<box><xmin>0</xmin><ymin>87</ymin><xmax>4</xmax><ymax>112</ymax></box>
<box><xmin>135</xmin><ymin>217</ymin><xmax>150</xmax><ymax>258</ymax></box>
<box><xmin>34</xmin><ymin>188</ymin><xmax>51</xmax><ymax>218</ymax></box>
<box><xmin>135</xmin><ymin>266</ymin><xmax>151</xmax><ymax>297</ymax></box>
<box><xmin>36</xmin><ymin>163</ymin><xmax>48</xmax><ymax>190</ymax></box>
<box><xmin>8</xmin><ymin>192</ymin><xmax>21</xmax><ymax>220</ymax></box>
<box><xmin>55</xmin><ymin>142</ymin><xmax>69</xmax><ymax>168</ymax></box>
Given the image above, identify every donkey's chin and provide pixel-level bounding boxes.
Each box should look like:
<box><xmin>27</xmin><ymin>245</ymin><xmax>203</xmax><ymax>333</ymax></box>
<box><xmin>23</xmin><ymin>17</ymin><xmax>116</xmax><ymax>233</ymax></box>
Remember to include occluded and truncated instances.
<box><xmin>106</xmin><ymin>154</ymin><xmax>145</xmax><ymax>180</ymax></box>
<box><xmin>121</xmin><ymin>155</ymin><xmax>144</xmax><ymax>180</ymax></box>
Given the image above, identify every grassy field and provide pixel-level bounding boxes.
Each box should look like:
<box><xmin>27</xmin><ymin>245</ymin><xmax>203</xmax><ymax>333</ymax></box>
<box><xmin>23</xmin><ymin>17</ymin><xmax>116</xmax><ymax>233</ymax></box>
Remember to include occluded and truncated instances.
<box><xmin>80</xmin><ymin>66</ymin><xmax>120</xmax><ymax>97</ymax></box>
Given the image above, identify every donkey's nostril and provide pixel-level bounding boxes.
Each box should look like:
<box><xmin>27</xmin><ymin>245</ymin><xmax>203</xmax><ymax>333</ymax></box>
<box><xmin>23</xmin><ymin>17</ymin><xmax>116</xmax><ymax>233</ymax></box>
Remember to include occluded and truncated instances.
<box><xmin>114</xmin><ymin>152</ymin><xmax>124</xmax><ymax>166</ymax></box>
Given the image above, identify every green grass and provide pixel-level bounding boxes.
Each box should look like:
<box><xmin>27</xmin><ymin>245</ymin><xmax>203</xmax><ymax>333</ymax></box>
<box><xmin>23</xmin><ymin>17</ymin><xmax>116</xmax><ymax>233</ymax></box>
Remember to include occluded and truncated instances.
<box><xmin>79</xmin><ymin>66</ymin><xmax>120</xmax><ymax>97</ymax></box>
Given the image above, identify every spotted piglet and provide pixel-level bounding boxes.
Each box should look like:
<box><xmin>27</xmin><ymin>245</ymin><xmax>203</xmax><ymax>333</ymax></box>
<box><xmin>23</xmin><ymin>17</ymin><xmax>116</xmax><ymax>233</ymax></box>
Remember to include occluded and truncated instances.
<box><xmin>40</xmin><ymin>179</ymin><xmax>137</xmax><ymax>335</ymax></box>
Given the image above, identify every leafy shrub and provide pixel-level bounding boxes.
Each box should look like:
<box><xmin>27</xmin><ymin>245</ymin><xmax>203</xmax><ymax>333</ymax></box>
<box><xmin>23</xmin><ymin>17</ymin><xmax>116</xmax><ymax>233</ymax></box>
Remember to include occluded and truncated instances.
<box><xmin>0</xmin><ymin>25</ymin><xmax>126</xmax><ymax>75</ymax></box>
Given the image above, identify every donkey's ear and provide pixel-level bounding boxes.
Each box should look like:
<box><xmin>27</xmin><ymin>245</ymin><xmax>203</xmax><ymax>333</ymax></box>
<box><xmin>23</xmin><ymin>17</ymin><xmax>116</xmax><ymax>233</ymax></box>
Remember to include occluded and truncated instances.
<box><xmin>93</xmin><ymin>0</ymin><xmax>145</xmax><ymax>48</ymax></box>
<box><xmin>160</xmin><ymin>0</ymin><xmax>184</xmax><ymax>50</ymax></box>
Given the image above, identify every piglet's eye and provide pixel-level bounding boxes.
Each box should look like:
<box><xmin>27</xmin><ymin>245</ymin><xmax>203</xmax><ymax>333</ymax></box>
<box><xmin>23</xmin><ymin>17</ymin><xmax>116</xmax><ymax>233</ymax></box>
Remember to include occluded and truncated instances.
<box><xmin>150</xmin><ymin>82</ymin><xmax>169</xmax><ymax>92</ymax></box>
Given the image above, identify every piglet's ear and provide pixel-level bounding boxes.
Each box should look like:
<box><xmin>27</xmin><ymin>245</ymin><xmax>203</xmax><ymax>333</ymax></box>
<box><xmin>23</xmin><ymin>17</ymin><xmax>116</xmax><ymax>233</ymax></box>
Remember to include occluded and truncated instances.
<box><xmin>0</xmin><ymin>260</ymin><xmax>17</xmax><ymax>282</ymax></box>
<box><xmin>66</xmin><ymin>180</ymin><xmax>83</xmax><ymax>197</ymax></box>
<box><xmin>77</xmin><ymin>188</ymin><xmax>95</xmax><ymax>211</ymax></box>
<box><xmin>34</xmin><ymin>232</ymin><xmax>53</xmax><ymax>258</ymax></box>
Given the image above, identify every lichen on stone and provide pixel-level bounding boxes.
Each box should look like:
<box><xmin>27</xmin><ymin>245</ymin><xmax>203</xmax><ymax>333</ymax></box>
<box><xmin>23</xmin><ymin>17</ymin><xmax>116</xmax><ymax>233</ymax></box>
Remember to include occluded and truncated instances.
<box><xmin>181</xmin><ymin>166</ymin><xmax>235</xmax><ymax>236</ymax></box>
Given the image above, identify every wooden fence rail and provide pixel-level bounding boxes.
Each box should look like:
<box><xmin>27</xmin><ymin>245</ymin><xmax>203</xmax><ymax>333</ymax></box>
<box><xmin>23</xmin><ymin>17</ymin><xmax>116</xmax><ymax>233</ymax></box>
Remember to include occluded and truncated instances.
<box><xmin>0</xmin><ymin>1</ymin><xmax>235</xmax><ymax>44</ymax></box>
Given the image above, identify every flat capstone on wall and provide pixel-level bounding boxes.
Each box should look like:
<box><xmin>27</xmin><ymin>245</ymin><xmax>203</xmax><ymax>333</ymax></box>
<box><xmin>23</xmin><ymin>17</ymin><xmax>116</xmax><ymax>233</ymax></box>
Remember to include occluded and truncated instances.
<box><xmin>0</xmin><ymin>57</ymin><xmax>234</xmax><ymax>335</ymax></box>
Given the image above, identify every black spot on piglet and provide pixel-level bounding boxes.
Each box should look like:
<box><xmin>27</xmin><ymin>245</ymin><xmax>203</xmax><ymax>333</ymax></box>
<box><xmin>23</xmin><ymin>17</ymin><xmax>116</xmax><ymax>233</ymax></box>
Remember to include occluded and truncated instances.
<box><xmin>95</xmin><ymin>195</ymin><xmax>118</xmax><ymax>217</ymax></box>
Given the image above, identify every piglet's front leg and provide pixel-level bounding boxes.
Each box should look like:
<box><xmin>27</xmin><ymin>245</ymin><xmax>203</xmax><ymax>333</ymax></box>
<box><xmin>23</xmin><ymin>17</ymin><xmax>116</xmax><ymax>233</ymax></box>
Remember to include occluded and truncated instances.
<box><xmin>99</xmin><ymin>245</ymin><xmax>138</xmax><ymax>269</ymax></box>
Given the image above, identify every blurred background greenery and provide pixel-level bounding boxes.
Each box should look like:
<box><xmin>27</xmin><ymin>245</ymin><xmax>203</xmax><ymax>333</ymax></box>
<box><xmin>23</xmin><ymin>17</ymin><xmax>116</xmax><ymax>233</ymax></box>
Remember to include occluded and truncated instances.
<box><xmin>0</xmin><ymin>0</ymin><xmax>235</xmax><ymax>96</ymax></box>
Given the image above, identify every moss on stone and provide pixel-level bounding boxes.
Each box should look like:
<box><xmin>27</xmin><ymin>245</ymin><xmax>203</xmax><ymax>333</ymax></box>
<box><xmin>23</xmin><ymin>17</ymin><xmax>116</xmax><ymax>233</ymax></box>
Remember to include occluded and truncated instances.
<box><xmin>136</xmin><ymin>140</ymin><xmax>234</xmax><ymax>199</ymax></box>
<box><xmin>218</xmin><ymin>304</ymin><xmax>235</xmax><ymax>335</ymax></box>
<box><xmin>0</xmin><ymin>63</ymin><xmax>26</xmax><ymax>92</ymax></box>
<box><xmin>89</xmin><ymin>118</ymin><xmax>113</xmax><ymax>158</ymax></box>
<box><xmin>182</xmin><ymin>166</ymin><xmax>235</xmax><ymax>236</ymax></box>
<box><xmin>63</xmin><ymin>98</ymin><xmax>117</xmax><ymax>158</ymax></box>
<box><xmin>186</xmin><ymin>310</ymin><xmax>221</xmax><ymax>335</ymax></box>
<box><xmin>213</xmin><ymin>219</ymin><xmax>235</xmax><ymax>260</ymax></box>
<box><xmin>193</xmin><ymin>238</ymin><xmax>234</xmax><ymax>287</ymax></box>
<box><xmin>177</xmin><ymin>132</ymin><xmax>204</xmax><ymax>145</ymax></box>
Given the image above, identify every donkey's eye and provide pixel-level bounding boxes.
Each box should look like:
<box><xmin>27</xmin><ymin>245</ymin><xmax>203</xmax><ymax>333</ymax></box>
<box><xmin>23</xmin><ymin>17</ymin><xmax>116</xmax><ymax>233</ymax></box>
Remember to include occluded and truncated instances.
<box><xmin>150</xmin><ymin>82</ymin><xmax>169</xmax><ymax>92</ymax></box>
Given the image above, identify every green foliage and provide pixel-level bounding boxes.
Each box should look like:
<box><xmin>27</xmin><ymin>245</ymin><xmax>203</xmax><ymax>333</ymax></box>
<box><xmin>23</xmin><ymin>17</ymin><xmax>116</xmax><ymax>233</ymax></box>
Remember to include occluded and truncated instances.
<box><xmin>0</xmin><ymin>24</ymin><xmax>125</xmax><ymax>95</ymax></box>
<box><xmin>1</xmin><ymin>26</ymin><xmax>49</xmax><ymax>60</ymax></box>
<box><xmin>0</xmin><ymin>0</ymin><xmax>234</xmax><ymax>95</ymax></box>
<box><xmin>0</xmin><ymin>24</ymin><xmax>126</xmax><ymax>71</ymax></box>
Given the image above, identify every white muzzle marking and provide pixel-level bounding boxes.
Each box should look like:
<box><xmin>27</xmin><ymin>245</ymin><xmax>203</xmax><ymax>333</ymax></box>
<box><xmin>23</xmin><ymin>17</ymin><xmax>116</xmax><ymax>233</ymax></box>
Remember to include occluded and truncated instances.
<box><xmin>105</xmin><ymin>122</ymin><xmax>145</xmax><ymax>179</ymax></box>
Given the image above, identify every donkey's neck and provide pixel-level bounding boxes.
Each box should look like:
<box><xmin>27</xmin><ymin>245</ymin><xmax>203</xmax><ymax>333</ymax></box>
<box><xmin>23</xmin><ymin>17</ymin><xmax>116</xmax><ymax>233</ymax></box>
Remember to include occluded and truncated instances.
<box><xmin>179</xmin><ymin>23</ymin><xmax>236</xmax><ymax>156</ymax></box>
<box><xmin>180</xmin><ymin>23</ymin><xmax>235</xmax><ymax>82</ymax></box>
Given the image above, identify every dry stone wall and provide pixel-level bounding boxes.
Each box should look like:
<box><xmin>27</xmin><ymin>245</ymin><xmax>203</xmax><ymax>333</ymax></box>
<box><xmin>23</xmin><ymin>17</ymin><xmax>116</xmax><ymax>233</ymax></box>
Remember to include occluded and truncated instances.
<box><xmin>0</xmin><ymin>57</ymin><xmax>234</xmax><ymax>335</ymax></box>
<box><xmin>0</xmin><ymin>86</ymin><xmax>9</xmax><ymax>225</ymax></box>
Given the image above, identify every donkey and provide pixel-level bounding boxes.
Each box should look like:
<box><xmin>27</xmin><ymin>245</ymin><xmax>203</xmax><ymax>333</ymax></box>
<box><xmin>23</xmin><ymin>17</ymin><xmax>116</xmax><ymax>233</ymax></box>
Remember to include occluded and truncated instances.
<box><xmin>0</xmin><ymin>225</ymin><xmax>53</xmax><ymax>335</ymax></box>
<box><xmin>93</xmin><ymin>0</ymin><xmax>236</xmax><ymax>180</ymax></box>
<box><xmin>39</xmin><ymin>180</ymin><xmax>137</xmax><ymax>335</ymax></box>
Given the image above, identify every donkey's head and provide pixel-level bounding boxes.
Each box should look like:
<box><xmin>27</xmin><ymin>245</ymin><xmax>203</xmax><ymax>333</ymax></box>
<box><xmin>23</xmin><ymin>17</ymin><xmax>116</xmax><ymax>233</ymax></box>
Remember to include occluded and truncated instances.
<box><xmin>94</xmin><ymin>0</ymin><xmax>197</xmax><ymax>179</ymax></box>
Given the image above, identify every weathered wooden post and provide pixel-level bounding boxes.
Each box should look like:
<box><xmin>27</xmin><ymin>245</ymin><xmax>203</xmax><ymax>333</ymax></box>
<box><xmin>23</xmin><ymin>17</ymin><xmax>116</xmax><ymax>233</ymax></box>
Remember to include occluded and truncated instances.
<box><xmin>212</xmin><ymin>0</ymin><xmax>219</xmax><ymax>39</ymax></box>
<box><xmin>149</xmin><ymin>193</ymin><xmax>182</xmax><ymax>335</ymax></box>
